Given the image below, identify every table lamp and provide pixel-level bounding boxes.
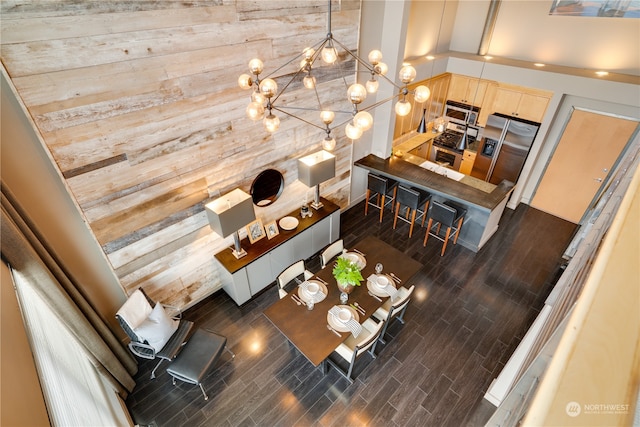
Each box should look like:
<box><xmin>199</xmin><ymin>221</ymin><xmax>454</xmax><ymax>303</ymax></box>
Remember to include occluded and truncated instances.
<box><xmin>297</xmin><ymin>150</ymin><xmax>336</xmax><ymax>210</ymax></box>
<box><xmin>205</xmin><ymin>188</ymin><xmax>256</xmax><ymax>259</ymax></box>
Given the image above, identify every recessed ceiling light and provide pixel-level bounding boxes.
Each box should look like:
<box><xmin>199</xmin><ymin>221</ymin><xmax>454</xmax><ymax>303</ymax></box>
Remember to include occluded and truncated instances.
<box><xmin>595</xmin><ymin>70</ymin><xmax>609</xmax><ymax>76</ymax></box>
<box><xmin>426</xmin><ymin>55</ymin><xmax>435</xmax><ymax>60</ymax></box>
<box><xmin>534</xmin><ymin>63</ymin><xmax>545</xmax><ymax>67</ymax></box>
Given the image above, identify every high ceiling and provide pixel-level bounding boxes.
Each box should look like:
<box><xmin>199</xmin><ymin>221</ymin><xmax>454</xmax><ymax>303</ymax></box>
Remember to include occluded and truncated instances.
<box><xmin>405</xmin><ymin>0</ymin><xmax>640</xmax><ymax>78</ymax></box>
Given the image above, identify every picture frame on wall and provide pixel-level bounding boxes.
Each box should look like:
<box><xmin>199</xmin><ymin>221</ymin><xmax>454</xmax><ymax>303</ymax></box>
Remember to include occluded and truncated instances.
<box><xmin>246</xmin><ymin>219</ymin><xmax>266</xmax><ymax>244</ymax></box>
<box><xmin>265</xmin><ymin>220</ymin><xmax>279</xmax><ymax>240</ymax></box>
<box><xmin>549</xmin><ymin>0</ymin><xmax>639</xmax><ymax>17</ymax></box>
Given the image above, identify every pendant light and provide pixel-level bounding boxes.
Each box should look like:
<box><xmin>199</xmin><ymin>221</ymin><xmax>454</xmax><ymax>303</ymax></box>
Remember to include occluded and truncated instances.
<box><xmin>237</xmin><ymin>0</ymin><xmax>428</xmax><ymax>149</ymax></box>
<box><xmin>417</xmin><ymin>109</ymin><xmax>428</xmax><ymax>133</ymax></box>
<box><xmin>457</xmin><ymin>125</ymin><xmax>469</xmax><ymax>151</ymax></box>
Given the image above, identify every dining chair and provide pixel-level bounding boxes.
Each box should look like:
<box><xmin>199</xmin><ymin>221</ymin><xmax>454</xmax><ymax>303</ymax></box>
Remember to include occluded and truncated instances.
<box><xmin>326</xmin><ymin>318</ymin><xmax>385</xmax><ymax>383</ymax></box>
<box><xmin>320</xmin><ymin>239</ymin><xmax>344</xmax><ymax>269</ymax></box>
<box><xmin>423</xmin><ymin>200</ymin><xmax>467</xmax><ymax>256</ymax></box>
<box><xmin>393</xmin><ymin>185</ymin><xmax>432</xmax><ymax>237</ymax></box>
<box><xmin>276</xmin><ymin>260</ymin><xmax>313</xmax><ymax>299</ymax></box>
<box><xmin>372</xmin><ymin>285</ymin><xmax>415</xmax><ymax>344</ymax></box>
<box><xmin>365</xmin><ymin>173</ymin><xmax>398</xmax><ymax>222</ymax></box>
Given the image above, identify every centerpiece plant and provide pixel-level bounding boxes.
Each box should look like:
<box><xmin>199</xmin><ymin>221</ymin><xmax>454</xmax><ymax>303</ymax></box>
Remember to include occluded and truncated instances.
<box><xmin>332</xmin><ymin>256</ymin><xmax>364</xmax><ymax>294</ymax></box>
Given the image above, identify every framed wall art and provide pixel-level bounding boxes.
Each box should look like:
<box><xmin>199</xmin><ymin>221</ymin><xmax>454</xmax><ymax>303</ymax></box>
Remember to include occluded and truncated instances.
<box><xmin>265</xmin><ymin>220</ymin><xmax>280</xmax><ymax>239</ymax></box>
<box><xmin>246</xmin><ymin>219</ymin><xmax>265</xmax><ymax>244</ymax></box>
<box><xmin>549</xmin><ymin>0</ymin><xmax>639</xmax><ymax>18</ymax></box>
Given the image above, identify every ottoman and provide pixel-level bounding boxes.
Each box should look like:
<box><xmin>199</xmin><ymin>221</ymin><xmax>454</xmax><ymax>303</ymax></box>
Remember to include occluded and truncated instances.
<box><xmin>166</xmin><ymin>328</ymin><xmax>233</xmax><ymax>400</ymax></box>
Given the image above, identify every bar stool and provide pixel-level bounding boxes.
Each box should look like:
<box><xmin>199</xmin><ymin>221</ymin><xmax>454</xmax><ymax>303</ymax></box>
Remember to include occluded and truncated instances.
<box><xmin>393</xmin><ymin>186</ymin><xmax>432</xmax><ymax>237</ymax></box>
<box><xmin>365</xmin><ymin>173</ymin><xmax>398</xmax><ymax>223</ymax></box>
<box><xmin>423</xmin><ymin>200</ymin><xmax>467</xmax><ymax>256</ymax></box>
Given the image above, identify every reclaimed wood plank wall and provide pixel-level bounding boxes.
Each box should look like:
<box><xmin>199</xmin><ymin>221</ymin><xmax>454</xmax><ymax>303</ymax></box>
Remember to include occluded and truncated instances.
<box><xmin>1</xmin><ymin>0</ymin><xmax>360</xmax><ymax>307</ymax></box>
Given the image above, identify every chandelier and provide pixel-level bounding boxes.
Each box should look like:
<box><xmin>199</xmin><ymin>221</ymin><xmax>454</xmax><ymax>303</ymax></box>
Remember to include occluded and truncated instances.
<box><xmin>238</xmin><ymin>1</ymin><xmax>431</xmax><ymax>151</ymax></box>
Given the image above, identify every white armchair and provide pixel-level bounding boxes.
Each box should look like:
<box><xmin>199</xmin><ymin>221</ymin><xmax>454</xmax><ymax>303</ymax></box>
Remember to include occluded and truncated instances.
<box><xmin>115</xmin><ymin>288</ymin><xmax>193</xmax><ymax>379</ymax></box>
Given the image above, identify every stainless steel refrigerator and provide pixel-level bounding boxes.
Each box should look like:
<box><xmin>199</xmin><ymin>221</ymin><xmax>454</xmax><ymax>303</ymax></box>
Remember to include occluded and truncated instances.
<box><xmin>471</xmin><ymin>114</ymin><xmax>540</xmax><ymax>184</ymax></box>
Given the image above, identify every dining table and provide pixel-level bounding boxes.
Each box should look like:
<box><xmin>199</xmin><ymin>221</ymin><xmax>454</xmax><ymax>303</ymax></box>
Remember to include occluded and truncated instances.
<box><xmin>263</xmin><ymin>235</ymin><xmax>422</xmax><ymax>367</ymax></box>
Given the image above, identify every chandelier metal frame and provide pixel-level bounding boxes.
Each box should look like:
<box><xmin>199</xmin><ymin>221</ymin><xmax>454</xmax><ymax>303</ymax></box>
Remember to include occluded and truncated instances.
<box><xmin>238</xmin><ymin>1</ymin><xmax>430</xmax><ymax>150</ymax></box>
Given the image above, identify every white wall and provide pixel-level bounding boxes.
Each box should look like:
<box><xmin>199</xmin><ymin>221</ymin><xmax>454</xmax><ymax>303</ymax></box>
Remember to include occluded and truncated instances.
<box><xmin>1</xmin><ymin>70</ymin><xmax>127</xmax><ymax>336</ymax></box>
<box><xmin>448</xmin><ymin>0</ymin><xmax>640</xmax><ymax>76</ymax></box>
<box><xmin>405</xmin><ymin>0</ymin><xmax>459</xmax><ymax>59</ymax></box>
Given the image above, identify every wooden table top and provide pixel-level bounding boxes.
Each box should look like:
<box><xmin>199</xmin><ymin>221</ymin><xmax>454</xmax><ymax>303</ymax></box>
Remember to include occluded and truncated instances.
<box><xmin>263</xmin><ymin>235</ymin><xmax>422</xmax><ymax>366</ymax></box>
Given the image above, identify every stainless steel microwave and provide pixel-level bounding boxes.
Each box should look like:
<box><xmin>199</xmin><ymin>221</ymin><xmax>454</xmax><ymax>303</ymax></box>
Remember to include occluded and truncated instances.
<box><xmin>444</xmin><ymin>100</ymin><xmax>479</xmax><ymax>126</ymax></box>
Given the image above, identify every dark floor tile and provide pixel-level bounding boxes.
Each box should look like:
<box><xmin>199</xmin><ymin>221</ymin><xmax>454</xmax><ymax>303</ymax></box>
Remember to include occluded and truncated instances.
<box><xmin>426</xmin><ymin>387</ymin><xmax>461</xmax><ymax>426</ymax></box>
<box><xmin>421</xmin><ymin>373</ymin><xmax>454</xmax><ymax>413</ymax></box>
<box><xmin>125</xmin><ymin>202</ymin><xmax>576</xmax><ymax>427</ymax></box>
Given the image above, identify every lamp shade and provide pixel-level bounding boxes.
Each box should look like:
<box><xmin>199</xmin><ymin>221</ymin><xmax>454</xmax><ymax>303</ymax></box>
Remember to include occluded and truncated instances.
<box><xmin>297</xmin><ymin>150</ymin><xmax>336</xmax><ymax>187</ymax></box>
<box><xmin>205</xmin><ymin>189</ymin><xmax>256</xmax><ymax>238</ymax></box>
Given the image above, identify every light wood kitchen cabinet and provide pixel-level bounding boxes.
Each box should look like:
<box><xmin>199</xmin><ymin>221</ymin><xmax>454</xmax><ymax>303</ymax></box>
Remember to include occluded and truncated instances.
<box><xmin>478</xmin><ymin>82</ymin><xmax>498</xmax><ymax>127</ymax></box>
<box><xmin>447</xmin><ymin>74</ymin><xmax>490</xmax><ymax>107</ymax></box>
<box><xmin>459</xmin><ymin>149</ymin><xmax>477</xmax><ymax>175</ymax></box>
<box><xmin>491</xmin><ymin>84</ymin><xmax>552</xmax><ymax>123</ymax></box>
<box><xmin>394</xmin><ymin>73</ymin><xmax>451</xmax><ymax>140</ymax></box>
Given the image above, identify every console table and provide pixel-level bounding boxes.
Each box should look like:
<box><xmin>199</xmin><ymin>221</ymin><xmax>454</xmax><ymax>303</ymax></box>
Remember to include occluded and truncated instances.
<box><xmin>214</xmin><ymin>198</ymin><xmax>340</xmax><ymax>305</ymax></box>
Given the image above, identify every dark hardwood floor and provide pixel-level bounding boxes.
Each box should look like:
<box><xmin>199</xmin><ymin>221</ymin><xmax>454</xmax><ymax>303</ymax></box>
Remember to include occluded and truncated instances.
<box><xmin>125</xmin><ymin>201</ymin><xmax>576</xmax><ymax>427</ymax></box>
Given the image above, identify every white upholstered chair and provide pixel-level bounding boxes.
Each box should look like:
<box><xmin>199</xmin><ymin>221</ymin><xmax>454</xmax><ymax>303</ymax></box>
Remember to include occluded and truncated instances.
<box><xmin>320</xmin><ymin>239</ymin><xmax>344</xmax><ymax>269</ymax></box>
<box><xmin>276</xmin><ymin>260</ymin><xmax>313</xmax><ymax>299</ymax></box>
<box><xmin>326</xmin><ymin>318</ymin><xmax>385</xmax><ymax>383</ymax></box>
<box><xmin>372</xmin><ymin>285</ymin><xmax>415</xmax><ymax>344</ymax></box>
<box><xmin>115</xmin><ymin>288</ymin><xmax>193</xmax><ymax>379</ymax></box>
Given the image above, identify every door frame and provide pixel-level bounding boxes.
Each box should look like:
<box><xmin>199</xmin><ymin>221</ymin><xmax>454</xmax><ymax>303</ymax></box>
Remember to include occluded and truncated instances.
<box><xmin>522</xmin><ymin>94</ymin><xmax>640</xmax><ymax>225</ymax></box>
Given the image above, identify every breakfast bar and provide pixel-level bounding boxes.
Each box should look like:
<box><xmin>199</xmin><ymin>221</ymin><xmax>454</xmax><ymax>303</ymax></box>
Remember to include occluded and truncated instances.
<box><xmin>354</xmin><ymin>153</ymin><xmax>515</xmax><ymax>252</ymax></box>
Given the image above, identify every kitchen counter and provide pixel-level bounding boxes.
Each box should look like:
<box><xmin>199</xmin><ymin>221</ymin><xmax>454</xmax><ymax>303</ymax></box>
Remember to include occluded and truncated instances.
<box><xmin>355</xmin><ymin>154</ymin><xmax>515</xmax><ymax>252</ymax></box>
<box><xmin>393</xmin><ymin>132</ymin><xmax>494</xmax><ymax>193</ymax></box>
<box><xmin>393</xmin><ymin>132</ymin><xmax>435</xmax><ymax>154</ymax></box>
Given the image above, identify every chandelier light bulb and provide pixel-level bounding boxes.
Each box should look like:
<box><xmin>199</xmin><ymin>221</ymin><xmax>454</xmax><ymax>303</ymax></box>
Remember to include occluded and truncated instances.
<box><xmin>354</xmin><ymin>111</ymin><xmax>373</xmax><ymax>131</ymax></box>
<box><xmin>322</xmin><ymin>136</ymin><xmax>336</xmax><ymax>151</ymax></box>
<box><xmin>320</xmin><ymin>110</ymin><xmax>335</xmax><ymax>125</ymax></box>
<box><xmin>395</xmin><ymin>99</ymin><xmax>411</xmax><ymax>117</ymax></box>
<box><xmin>374</xmin><ymin>62</ymin><xmax>388</xmax><ymax>76</ymax></box>
<box><xmin>399</xmin><ymin>65</ymin><xmax>417</xmax><ymax>84</ymax></box>
<box><xmin>368</xmin><ymin>49</ymin><xmax>383</xmax><ymax>65</ymax></box>
<box><xmin>246</xmin><ymin>101</ymin><xmax>265</xmax><ymax>121</ymax></box>
<box><xmin>414</xmin><ymin>85</ymin><xmax>431</xmax><ymax>103</ymax></box>
<box><xmin>365</xmin><ymin>78</ymin><xmax>379</xmax><ymax>94</ymax></box>
<box><xmin>303</xmin><ymin>75</ymin><xmax>316</xmax><ymax>89</ymax></box>
<box><xmin>259</xmin><ymin>78</ymin><xmax>278</xmax><ymax>98</ymax></box>
<box><xmin>303</xmin><ymin>47</ymin><xmax>315</xmax><ymax>61</ymax></box>
<box><xmin>347</xmin><ymin>83</ymin><xmax>367</xmax><ymax>104</ymax></box>
<box><xmin>248</xmin><ymin>58</ymin><xmax>264</xmax><ymax>75</ymax></box>
<box><xmin>251</xmin><ymin>90</ymin><xmax>266</xmax><ymax>105</ymax></box>
<box><xmin>263</xmin><ymin>113</ymin><xmax>280</xmax><ymax>132</ymax></box>
<box><xmin>238</xmin><ymin>74</ymin><xmax>253</xmax><ymax>90</ymax></box>
<box><xmin>321</xmin><ymin>45</ymin><xmax>338</xmax><ymax>64</ymax></box>
<box><xmin>345</xmin><ymin>122</ymin><xmax>363</xmax><ymax>140</ymax></box>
